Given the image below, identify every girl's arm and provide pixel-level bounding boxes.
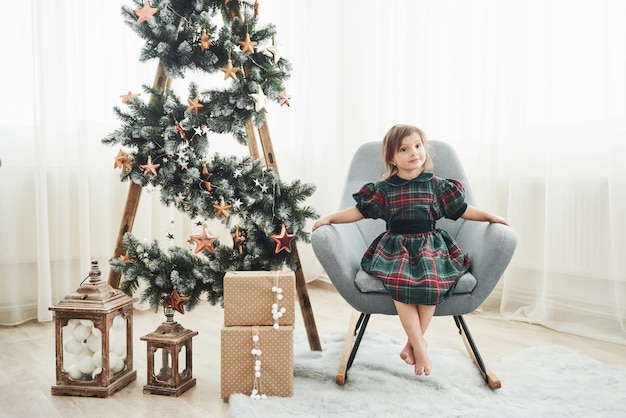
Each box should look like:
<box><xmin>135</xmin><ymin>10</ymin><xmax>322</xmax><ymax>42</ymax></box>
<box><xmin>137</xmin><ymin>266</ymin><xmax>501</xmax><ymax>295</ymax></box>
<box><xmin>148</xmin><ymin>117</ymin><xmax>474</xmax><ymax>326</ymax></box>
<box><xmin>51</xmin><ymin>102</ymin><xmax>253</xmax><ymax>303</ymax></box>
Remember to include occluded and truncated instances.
<box><xmin>312</xmin><ymin>207</ymin><xmax>364</xmax><ymax>231</ymax></box>
<box><xmin>461</xmin><ymin>205</ymin><xmax>509</xmax><ymax>226</ymax></box>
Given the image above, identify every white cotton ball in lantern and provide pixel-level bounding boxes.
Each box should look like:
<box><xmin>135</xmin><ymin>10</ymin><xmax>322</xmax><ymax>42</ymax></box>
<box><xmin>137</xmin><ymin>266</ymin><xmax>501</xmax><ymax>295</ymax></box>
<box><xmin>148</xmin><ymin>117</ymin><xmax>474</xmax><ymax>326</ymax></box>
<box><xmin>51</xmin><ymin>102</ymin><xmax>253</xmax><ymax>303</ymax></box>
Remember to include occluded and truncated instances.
<box><xmin>86</xmin><ymin>333</ymin><xmax>102</xmax><ymax>353</ymax></box>
<box><xmin>112</xmin><ymin>339</ymin><xmax>126</xmax><ymax>357</ymax></box>
<box><xmin>111</xmin><ymin>356</ymin><xmax>125</xmax><ymax>373</ymax></box>
<box><xmin>108</xmin><ymin>328</ymin><xmax>117</xmax><ymax>348</ymax></box>
<box><xmin>64</xmin><ymin>338</ymin><xmax>83</xmax><ymax>355</ymax></box>
<box><xmin>91</xmin><ymin>327</ymin><xmax>102</xmax><ymax>339</ymax></box>
<box><xmin>92</xmin><ymin>351</ymin><xmax>102</xmax><ymax>368</ymax></box>
<box><xmin>92</xmin><ymin>367</ymin><xmax>102</xmax><ymax>379</ymax></box>
<box><xmin>109</xmin><ymin>352</ymin><xmax>120</xmax><ymax>368</ymax></box>
<box><xmin>79</xmin><ymin>319</ymin><xmax>94</xmax><ymax>327</ymax></box>
<box><xmin>112</xmin><ymin>315</ymin><xmax>126</xmax><ymax>331</ymax></box>
<box><xmin>72</xmin><ymin>324</ymin><xmax>91</xmax><ymax>341</ymax></box>
<box><xmin>78</xmin><ymin>356</ymin><xmax>96</xmax><ymax>374</ymax></box>
<box><xmin>66</xmin><ymin>364</ymin><xmax>83</xmax><ymax>380</ymax></box>
<box><xmin>67</xmin><ymin>319</ymin><xmax>79</xmax><ymax>327</ymax></box>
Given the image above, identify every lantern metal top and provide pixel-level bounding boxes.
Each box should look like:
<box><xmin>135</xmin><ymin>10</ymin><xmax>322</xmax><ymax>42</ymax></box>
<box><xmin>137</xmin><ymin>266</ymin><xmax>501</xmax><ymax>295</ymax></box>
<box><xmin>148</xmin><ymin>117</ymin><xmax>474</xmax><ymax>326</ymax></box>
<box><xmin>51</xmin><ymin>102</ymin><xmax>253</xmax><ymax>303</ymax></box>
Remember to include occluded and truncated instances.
<box><xmin>49</xmin><ymin>260</ymin><xmax>135</xmax><ymax>313</ymax></box>
<box><xmin>141</xmin><ymin>305</ymin><xmax>198</xmax><ymax>344</ymax></box>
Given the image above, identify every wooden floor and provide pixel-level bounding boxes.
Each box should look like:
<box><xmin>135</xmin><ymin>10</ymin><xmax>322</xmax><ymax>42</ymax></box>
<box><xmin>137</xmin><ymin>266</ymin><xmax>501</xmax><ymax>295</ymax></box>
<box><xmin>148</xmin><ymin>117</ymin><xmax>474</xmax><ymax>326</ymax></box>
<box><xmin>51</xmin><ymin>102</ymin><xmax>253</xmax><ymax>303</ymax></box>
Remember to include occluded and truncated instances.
<box><xmin>1</xmin><ymin>280</ymin><xmax>625</xmax><ymax>418</ymax></box>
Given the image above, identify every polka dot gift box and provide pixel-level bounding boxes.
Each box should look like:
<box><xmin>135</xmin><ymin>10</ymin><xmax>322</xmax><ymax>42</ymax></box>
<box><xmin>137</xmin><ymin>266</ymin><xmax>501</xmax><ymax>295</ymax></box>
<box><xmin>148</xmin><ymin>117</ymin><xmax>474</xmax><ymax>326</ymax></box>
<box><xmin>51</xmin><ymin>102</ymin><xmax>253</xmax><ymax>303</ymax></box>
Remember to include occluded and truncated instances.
<box><xmin>221</xmin><ymin>270</ymin><xmax>295</xmax><ymax>399</ymax></box>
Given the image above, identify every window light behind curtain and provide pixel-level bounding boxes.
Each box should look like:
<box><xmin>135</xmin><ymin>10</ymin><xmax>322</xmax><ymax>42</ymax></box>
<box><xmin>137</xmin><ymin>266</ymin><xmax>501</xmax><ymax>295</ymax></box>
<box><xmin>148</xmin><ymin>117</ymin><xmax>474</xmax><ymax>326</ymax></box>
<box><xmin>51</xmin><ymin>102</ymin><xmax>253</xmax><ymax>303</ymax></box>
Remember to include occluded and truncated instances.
<box><xmin>0</xmin><ymin>0</ymin><xmax>624</xmax><ymax>345</ymax></box>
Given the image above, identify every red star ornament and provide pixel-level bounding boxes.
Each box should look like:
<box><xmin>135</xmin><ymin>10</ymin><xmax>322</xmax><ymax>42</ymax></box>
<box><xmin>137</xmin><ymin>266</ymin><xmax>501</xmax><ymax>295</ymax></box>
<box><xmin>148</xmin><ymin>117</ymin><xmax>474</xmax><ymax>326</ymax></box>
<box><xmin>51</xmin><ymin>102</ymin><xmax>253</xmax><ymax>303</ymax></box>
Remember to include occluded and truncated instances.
<box><xmin>189</xmin><ymin>225</ymin><xmax>218</xmax><ymax>254</ymax></box>
<box><xmin>278</xmin><ymin>88</ymin><xmax>291</xmax><ymax>107</ymax></box>
<box><xmin>164</xmin><ymin>286</ymin><xmax>190</xmax><ymax>315</ymax></box>
<box><xmin>271</xmin><ymin>224</ymin><xmax>296</xmax><ymax>254</ymax></box>
<box><xmin>139</xmin><ymin>155</ymin><xmax>160</xmax><ymax>176</ymax></box>
<box><xmin>134</xmin><ymin>1</ymin><xmax>158</xmax><ymax>23</ymax></box>
<box><xmin>114</xmin><ymin>149</ymin><xmax>132</xmax><ymax>171</ymax></box>
<box><xmin>232</xmin><ymin>226</ymin><xmax>245</xmax><ymax>255</ymax></box>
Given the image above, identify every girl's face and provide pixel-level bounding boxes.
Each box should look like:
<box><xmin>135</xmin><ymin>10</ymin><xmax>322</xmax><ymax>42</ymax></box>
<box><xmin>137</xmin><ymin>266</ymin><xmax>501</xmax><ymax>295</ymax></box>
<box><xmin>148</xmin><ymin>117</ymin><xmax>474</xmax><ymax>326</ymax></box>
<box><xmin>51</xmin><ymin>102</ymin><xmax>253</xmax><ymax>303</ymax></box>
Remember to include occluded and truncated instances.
<box><xmin>389</xmin><ymin>132</ymin><xmax>427</xmax><ymax>178</ymax></box>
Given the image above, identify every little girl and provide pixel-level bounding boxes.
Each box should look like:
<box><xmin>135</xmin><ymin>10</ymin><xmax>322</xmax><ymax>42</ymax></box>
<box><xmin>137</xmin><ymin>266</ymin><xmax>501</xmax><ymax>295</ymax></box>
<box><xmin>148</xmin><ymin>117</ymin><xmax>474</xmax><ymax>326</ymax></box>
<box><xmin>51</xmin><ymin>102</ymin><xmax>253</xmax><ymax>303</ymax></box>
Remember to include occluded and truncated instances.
<box><xmin>312</xmin><ymin>124</ymin><xmax>508</xmax><ymax>376</ymax></box>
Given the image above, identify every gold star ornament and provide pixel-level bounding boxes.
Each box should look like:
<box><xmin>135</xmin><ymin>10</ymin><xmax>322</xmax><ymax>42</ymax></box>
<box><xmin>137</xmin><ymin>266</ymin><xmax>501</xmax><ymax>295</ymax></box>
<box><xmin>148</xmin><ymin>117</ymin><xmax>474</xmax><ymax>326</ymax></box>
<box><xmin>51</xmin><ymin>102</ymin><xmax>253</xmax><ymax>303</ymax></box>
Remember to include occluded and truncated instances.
<box><xmin>200</xmin><ymin>28</ymin><xmax>211</xmax><ymax>52</ymax></box>
<box><xmin>134</xmin><ymin>1</ymin><xmax>158</xmax><ymax>23</ymax></box>
<box><xmin>189</xmin><ymin>225</ymin><xmax>218</xmax><ymax>254</ymax></box>
<box><xmin>213</xmin><ymin>196</ymin><xmax>232</xmax><ymax>219</ymax></box>
<box><xmin>271</xmin><ymin>224</ymin><xmax>296</xmax><ymax>254</ymax></box>
<box><xmin>238</xmin><ymin>33</ymin><xmax>257</xmax><ymax>54</ymax></box>
<box><xmin>114</xmin><ymin>149</ymin><xmax>132</xmax><ymax>171</ymax></box>
<box><xmin>164</xmin><ymin>286</ymin><xmax>190</xmax><ymax>315</ymax></box>
<box><xmin>187</xmin><ymin>95</ymin><xmax>204</xmax><ymax>114</ymax></box>
<box><xmin>221</xmin><ymin>59</ymin><xmax>240</xmax><ymax>81</ymax></box>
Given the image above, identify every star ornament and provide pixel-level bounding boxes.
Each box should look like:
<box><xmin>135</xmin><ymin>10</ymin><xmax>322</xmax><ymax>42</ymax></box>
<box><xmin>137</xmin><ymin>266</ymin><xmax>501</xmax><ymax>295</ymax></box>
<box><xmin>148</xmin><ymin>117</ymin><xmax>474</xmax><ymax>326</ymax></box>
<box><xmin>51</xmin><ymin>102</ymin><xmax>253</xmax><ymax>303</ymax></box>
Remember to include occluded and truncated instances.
<box><xmin>189</xmin><ymin>225</ymin><xmax>218</xmax><ymax>254</ymax></box>
<box><xmin>232</xmin><ymin>226</ymin><xmax>246</xmax><ymax>255</ymax></box>
<box><xmin>250</xmin><ymin>86</ymin><xmax>268</xmax><ymax>112</ymax></box>
<box><xmin>114</xmin><ymin>149</ymin><xmax>132</xmax><ymax>171</ymax></box>
<box><xmin>221</xmin><ymin>59</ymin><xmax>240</xmax><ymax>81</ymax></box>
<box><xmin>134</xmin><ymin>1</ymin><xmax>158</xmax><ymax>23</ymax></box>
<box><xmin>120</xmin><ymin>91</ymin><xmax>140</xmax><ymax>103</ymax></box>
<box><xmin>187</xmin><ymin>96</ymin><xmax>204</xmax><ymax>114</ymax></box>
<box><xmin>164</xmin><ymin>286</ymin><xmax>190</xmax><ymax>315</ymax></box>
<box><xmin>213</xmin><ymin>196</ymin><xmax>232</xmax><ymax>219</ymax></box>
<box><xmin>238</xmin><ymin>33</ymin><xmax>257</xmax><ymax>54</ymax></box>
<box><xmin>139</xmin><ymin>155</ymin><xmax>160</xmax><ymax>176</ymax></box>
<box><xmin>278</xmin><ymin>88</ymin><xmax>291</xmax><ymax>107</ymax></box>
<box><xmin>200</xmin><ymin>28</ymin><xmax>211</xmax><ymax>52</ymax></box>
<box><xmin>272</xmin><ymin>224</ymin><xmax>296</xmax><ymax>254</ymax></box>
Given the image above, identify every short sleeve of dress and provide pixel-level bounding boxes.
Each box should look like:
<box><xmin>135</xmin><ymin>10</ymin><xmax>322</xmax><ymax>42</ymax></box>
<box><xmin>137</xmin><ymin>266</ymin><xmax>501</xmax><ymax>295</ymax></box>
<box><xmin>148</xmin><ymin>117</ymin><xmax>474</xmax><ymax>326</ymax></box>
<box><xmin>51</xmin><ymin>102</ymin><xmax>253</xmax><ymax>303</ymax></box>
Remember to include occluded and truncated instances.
<box><xmin>436</xmin><ymin>179</ymin><xmax>467</xmax><ymax>220</ymax></box>
<box><xmin>352</xmin><ymin>182</ymin><xmax>387</xmax><ymax>219</ymax></box>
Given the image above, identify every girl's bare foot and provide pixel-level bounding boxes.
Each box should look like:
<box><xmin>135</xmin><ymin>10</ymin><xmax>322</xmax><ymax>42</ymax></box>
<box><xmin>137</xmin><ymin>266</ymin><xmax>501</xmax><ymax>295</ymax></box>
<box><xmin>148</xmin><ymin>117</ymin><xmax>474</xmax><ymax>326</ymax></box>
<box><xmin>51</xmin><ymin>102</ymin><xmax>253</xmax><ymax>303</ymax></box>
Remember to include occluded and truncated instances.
<box><xmin>400</xmin><ymin>341</ymin><xmax>415</xmax><ymax>365</ymax></box>
<box><xmin>412</xmin><ymin>339</ymin><xmax>431</xmax><ymax>376</ymax></box>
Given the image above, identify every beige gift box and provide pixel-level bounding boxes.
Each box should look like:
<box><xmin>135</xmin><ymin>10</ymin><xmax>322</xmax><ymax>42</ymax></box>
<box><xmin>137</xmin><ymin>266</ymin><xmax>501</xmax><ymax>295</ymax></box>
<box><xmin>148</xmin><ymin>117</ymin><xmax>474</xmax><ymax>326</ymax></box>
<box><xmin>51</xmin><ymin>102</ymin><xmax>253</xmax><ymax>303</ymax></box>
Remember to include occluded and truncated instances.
<box><xmin>220</xmin><ymin>325</ymin><xmax>294</xmax><ymax>399</ymax></box>
<box><xmin>223</xmin><ymin>270</ymin><xmax>295</xmax><ymax>327</ymax></box>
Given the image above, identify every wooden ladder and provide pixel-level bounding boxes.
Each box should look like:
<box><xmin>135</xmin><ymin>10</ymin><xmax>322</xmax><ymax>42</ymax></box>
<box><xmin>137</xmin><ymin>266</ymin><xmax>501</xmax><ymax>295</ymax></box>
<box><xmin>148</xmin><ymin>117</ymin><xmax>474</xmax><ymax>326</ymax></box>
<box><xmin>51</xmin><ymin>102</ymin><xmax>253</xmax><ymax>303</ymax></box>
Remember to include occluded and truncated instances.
<box><xmin>108</xmin><ymin>64</ymin><xmax>322</xmax><ymax>351</ymax></box>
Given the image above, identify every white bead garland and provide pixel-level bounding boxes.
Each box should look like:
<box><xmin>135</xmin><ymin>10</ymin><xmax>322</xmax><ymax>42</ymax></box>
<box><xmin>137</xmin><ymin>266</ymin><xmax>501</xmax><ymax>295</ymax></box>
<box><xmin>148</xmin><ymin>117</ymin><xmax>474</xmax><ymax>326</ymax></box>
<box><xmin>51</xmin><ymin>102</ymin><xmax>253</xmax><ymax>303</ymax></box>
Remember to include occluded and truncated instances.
<box><xmin>271</xmin><ymin>274</ymin><xmax>287</xmax><ymax>330</ymax></box>
<box><xmin>250</xmin><ymin>328</ymin><xmax>266</xmax><ymax>400</ymax></box>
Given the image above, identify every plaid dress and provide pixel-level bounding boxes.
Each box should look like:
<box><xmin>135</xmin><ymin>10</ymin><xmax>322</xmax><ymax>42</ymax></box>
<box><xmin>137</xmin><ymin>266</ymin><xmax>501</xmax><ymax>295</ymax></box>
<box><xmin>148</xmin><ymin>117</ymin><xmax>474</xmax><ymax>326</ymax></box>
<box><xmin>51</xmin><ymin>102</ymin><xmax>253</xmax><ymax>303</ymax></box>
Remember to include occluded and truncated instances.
<box><xmin>354</xmin><ymin>173</ymin><xmax>470</xmax><ymax>305</ymax></box>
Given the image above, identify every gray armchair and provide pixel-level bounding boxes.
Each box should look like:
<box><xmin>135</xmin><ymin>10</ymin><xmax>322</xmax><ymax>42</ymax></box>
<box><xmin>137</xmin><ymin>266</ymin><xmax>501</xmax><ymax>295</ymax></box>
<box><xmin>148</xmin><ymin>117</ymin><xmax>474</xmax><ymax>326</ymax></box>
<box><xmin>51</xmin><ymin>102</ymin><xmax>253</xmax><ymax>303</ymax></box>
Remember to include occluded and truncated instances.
<box><xmin>311</xmin><ymin>140</ymin><xmax>517</xmax><ymax>388</ymax></box>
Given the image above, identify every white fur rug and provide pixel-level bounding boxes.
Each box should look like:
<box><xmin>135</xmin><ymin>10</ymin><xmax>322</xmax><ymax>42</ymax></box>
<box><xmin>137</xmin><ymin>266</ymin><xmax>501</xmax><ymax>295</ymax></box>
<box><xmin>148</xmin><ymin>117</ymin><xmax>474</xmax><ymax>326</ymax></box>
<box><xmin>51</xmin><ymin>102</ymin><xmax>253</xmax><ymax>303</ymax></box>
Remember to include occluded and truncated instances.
<box><xmin>228</xmin><ymin>331</ymin><xmax>626</xmax><ymax>418</ymax></box>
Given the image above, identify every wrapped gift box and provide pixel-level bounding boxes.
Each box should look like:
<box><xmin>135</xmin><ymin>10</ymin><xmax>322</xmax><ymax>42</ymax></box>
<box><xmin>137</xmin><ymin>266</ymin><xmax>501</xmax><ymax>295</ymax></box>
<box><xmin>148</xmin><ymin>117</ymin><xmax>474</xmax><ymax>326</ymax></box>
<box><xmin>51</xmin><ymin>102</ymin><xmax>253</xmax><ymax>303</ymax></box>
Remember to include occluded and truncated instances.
<box><xmin>223</xmin><ymin>270</ymin><xmax>295</xmax><ymax>327</ymax></box>
<box><xmin>220</xmin><ymin>325</ymin><xmax>293</xmax><ymax>399</ymax></box>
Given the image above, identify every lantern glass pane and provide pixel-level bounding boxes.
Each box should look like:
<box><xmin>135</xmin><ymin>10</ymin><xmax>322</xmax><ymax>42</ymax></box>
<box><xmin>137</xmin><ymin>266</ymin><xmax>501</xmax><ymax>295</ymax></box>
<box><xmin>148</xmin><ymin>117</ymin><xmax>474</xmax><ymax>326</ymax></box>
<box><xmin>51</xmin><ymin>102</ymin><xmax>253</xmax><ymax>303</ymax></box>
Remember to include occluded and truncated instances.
<box><xmin>109</xmin><ymin>313</ymin><xmax>127</xmax><ymax>375</ymax></box>
<box><xmin>61</xmin><ymin>318</ymin><xmax>103</xmax><ymax>381</ymax></box>
<box><xmin>154</xmin><ymin>348</ymin><xmax>172</xmax><ymax>382</ymax></box>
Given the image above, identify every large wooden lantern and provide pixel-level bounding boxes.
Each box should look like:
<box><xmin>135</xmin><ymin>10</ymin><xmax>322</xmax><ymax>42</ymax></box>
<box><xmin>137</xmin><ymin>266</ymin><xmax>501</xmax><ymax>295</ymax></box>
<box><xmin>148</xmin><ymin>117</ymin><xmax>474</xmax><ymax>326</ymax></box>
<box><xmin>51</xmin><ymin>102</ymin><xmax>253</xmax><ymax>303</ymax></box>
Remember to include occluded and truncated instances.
<box><xmin>49</xmin><ymin>260</ymin><xmax>137</xmax><ymax>397</ymax></box>
<box><xmin>141</xmin><ymin>287</ymin><xmax>198</xmax><ymax>397</ymax></box>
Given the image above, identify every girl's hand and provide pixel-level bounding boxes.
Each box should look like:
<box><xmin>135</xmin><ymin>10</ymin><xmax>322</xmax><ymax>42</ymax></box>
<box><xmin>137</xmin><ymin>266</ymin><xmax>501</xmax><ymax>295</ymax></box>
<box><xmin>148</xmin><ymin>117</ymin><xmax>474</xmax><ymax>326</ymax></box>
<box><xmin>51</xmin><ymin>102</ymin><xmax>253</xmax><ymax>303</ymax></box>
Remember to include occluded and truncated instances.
<box><xmin>312</xmin><ymin>218</ymin><xmax>331</xmax><ymax>232</ymax></box>
<box><xmin>488</xmin><ymin>214</ymin><xmax>510</xmax><ymax>226</ymax></box>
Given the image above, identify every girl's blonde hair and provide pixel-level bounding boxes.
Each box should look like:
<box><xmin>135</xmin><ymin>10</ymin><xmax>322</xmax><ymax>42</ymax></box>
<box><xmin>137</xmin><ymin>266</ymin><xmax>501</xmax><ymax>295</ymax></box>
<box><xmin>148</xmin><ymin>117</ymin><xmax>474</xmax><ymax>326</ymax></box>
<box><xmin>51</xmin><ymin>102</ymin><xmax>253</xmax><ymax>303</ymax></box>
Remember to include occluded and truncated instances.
<box><xmin>382</xmin><ymin>124</ymin><xmax>434</xmax><ymax>179</ymax></box>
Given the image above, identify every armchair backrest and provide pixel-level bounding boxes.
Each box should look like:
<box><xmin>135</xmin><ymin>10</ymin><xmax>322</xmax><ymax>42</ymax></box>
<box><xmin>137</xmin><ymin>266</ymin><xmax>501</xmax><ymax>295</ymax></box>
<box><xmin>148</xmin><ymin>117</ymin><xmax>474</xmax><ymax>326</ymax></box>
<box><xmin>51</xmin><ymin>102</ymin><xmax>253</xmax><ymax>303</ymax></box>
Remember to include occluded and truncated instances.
<box><xmin>338</xmin><ymin>141</ymin><xmax>476</xmax><ymax>243</ymax></box>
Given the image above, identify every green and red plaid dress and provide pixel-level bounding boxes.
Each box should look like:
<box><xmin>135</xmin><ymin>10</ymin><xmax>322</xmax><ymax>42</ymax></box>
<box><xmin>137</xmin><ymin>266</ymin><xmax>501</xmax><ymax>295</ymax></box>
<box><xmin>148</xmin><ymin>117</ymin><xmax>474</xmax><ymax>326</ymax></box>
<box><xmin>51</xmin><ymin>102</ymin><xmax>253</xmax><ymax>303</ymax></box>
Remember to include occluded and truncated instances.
<box><xmin>354</xmin><ymin>172</ymin><xmax>470</xmax><ymax>306</ymax></box>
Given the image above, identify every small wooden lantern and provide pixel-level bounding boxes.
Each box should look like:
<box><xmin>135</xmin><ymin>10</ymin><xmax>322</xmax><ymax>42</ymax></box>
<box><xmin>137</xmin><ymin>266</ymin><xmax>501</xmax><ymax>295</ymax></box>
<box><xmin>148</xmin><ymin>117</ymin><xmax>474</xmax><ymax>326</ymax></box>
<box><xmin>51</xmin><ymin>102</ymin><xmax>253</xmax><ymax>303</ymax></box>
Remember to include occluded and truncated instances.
<box><xmin>141</xmin><ymin>287</ymin><xmax>198</xmax><ymax>397</ymax></box>
<box><xmin>49</xmin><ymin>260</ymin><xmax>137</xmax><ymax>397</ymax></box>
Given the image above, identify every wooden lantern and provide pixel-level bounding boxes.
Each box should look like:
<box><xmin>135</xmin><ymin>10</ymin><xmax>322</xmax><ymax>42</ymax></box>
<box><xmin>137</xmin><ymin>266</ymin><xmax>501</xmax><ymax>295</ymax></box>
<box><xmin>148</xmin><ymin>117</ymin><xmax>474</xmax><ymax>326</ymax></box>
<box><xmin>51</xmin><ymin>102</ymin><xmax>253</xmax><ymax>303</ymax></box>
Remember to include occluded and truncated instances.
<box><xmin>141</xmin><ymin>294</ymin><xmax>198</xmax><ymax>397</ymax></box>
<box><xmin>49</xmin><ymin>260</ymin><xmax>137</xmax><ymax>397</ymax></box>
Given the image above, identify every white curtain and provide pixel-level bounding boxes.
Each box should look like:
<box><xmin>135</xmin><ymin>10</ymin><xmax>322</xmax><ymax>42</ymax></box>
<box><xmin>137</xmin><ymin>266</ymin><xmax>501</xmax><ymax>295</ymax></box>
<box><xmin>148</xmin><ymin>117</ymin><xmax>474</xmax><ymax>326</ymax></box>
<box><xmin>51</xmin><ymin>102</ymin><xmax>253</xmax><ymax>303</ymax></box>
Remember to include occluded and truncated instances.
<box><xmin>1</xmin><ymin>0</ymin><xmax>624</xmax><ymax>346</ymax></box>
